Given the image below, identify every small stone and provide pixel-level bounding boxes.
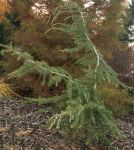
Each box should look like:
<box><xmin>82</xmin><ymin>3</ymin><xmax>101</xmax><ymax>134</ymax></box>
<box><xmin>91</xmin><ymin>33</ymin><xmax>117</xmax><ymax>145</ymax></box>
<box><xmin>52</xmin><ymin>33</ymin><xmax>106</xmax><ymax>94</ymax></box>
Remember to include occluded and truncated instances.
<box><xmin>15</xmin><ymin>130</ymin><xmax>32</xmax><ymax>137</ymax></box>
<box><xmin>0</xmin><ymin>127</ymin><xmax>9</xmax><ymax>133</ymax></box>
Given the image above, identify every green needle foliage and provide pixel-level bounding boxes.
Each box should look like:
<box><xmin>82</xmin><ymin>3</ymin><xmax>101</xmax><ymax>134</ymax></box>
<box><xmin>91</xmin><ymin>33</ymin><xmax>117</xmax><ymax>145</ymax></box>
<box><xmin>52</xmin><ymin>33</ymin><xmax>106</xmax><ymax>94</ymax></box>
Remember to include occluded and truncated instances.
<box><xmin>2</xmin><ymin>1</ymin><xmax>124</xmax><ymax>144</ymax></box>
<box><xmin>122</xmin><ymin>0</ymin><xmax>134</xmax><ymax>44</ymax></box>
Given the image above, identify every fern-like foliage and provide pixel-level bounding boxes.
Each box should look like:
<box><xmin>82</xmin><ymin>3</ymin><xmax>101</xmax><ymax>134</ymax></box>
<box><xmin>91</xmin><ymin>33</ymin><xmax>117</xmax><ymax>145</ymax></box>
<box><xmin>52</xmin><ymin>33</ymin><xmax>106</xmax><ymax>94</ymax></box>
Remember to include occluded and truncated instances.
<box><xmin>1</xmin><ymin>1</ymin><xmax>126</xmax><ymax>144</ymax></box>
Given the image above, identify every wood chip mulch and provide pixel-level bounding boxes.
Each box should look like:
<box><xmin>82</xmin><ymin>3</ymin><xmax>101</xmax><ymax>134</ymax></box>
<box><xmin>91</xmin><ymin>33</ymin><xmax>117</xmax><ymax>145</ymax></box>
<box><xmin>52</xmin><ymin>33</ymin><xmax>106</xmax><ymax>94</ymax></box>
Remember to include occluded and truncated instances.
<box><xmin>0</xmin><ymin>98</ymin><xmax>133</xmax><ymax>150</ymax></box>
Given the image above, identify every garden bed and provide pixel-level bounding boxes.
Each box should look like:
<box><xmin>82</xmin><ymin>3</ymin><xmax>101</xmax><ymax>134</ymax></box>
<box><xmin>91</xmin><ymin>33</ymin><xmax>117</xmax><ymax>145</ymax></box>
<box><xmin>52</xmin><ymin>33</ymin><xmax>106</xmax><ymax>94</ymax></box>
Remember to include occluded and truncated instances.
<box><xmin>0</xmin><ymin>98</ymin><xmax>133</xmax><ymax>150</ymax></box>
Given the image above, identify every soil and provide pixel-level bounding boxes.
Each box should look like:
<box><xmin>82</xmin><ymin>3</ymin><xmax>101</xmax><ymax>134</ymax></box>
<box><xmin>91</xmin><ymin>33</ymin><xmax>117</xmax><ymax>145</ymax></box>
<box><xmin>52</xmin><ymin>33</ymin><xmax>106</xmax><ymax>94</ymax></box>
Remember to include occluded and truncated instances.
<box><xmin>0</xmin><ymin>98</ymin><xmax>133</xmax><ymax>150</ymax></box>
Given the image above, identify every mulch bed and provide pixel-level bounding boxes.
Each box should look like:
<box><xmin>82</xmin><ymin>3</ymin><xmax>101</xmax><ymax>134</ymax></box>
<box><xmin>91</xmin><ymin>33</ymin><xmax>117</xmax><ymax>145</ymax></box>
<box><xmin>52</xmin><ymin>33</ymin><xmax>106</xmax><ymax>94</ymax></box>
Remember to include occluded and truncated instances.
<box><xmin>0</xmin><ymin>98</ymin><xmax>133</xmax><ymax>150</ymax></box>
<box><xmin>114</xmin><ymin>113</ymin><xmax>134</xmax><ymax>150</ymax></box>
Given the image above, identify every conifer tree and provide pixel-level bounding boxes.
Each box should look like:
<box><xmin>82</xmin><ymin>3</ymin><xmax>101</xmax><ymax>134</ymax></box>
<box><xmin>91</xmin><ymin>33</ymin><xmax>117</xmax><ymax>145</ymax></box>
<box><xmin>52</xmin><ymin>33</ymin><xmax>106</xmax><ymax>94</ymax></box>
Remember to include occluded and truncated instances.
<box><xmin>123</xmin><ymin>0</ymin><xmax>134</xmax><ymax>49</ymax></box>
<box><xmin>2</xmin><ymin>1</ymin><xmax>124</xmax><ymax>144</ymax></box>
<box><xmin>1</xmin><ymin>0</ymin><xmax>127</xmax><ymax>90</ymax></box>
<box><xmin>0</xmin><ymin>22</ymin><xmax>10</xmax><ymax>50</ymax></box>
<box><xmin>91</xmin><ymin>0</ymin><xmax>127</xmax><ymax>56</ymax></box>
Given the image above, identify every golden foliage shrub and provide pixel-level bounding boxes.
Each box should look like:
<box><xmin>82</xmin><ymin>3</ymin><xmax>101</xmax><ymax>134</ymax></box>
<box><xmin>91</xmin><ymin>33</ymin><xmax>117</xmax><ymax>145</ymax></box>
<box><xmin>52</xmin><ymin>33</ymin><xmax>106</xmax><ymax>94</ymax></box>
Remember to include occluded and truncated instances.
<box><xmin>0</xmin><ymin>80</ymin><xmax>14</xmax><ymax>97</ymax></box>
<box><xmin>99</xmin><ymin>84</ymin><xmax>134</xmax><ymax>116</ymax></box>
<box><xmin>0</xmin><ymin>1</ymin><xmax>10</xmax><ymax>20</ymax></box>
